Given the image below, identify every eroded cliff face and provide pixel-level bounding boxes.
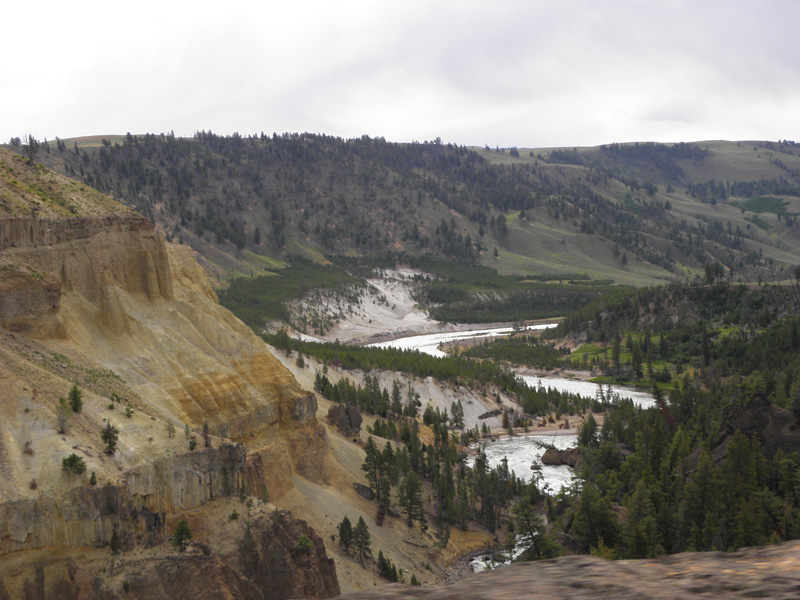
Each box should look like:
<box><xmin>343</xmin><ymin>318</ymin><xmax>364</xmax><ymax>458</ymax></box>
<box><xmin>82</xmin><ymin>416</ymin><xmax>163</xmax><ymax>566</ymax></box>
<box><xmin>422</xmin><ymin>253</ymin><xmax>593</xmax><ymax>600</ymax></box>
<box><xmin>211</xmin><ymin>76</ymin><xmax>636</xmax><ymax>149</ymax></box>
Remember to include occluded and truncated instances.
<box><xmin>0</xmin><ymin>511</ymin><xmax>340</xmax><ymax>600</ymax></box>
<box><xmin>0</xmin><ymin>154</ymin><xmax>330</xmax><ymax>562</ymax></box>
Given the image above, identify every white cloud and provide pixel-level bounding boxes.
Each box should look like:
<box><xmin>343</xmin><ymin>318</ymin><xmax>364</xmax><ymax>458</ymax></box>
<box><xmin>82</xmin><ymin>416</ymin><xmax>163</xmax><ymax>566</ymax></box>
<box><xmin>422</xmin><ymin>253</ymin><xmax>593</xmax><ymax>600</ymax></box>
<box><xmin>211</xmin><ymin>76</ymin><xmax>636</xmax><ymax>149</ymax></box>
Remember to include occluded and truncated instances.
<box><xmin>2</xmin><ymin>0</ymin><xmax>799</xmax><ymax>146</ymax></box>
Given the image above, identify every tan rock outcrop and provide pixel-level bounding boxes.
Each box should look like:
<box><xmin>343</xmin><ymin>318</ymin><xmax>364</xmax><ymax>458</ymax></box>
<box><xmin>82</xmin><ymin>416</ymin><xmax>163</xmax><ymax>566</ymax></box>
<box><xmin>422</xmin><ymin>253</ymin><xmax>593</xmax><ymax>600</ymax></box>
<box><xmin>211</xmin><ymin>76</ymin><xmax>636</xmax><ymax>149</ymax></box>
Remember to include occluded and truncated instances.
<box><xmin>0</xmin><ymin>200</ymin><xmax>328</xmax><ymax>553</ymax></box>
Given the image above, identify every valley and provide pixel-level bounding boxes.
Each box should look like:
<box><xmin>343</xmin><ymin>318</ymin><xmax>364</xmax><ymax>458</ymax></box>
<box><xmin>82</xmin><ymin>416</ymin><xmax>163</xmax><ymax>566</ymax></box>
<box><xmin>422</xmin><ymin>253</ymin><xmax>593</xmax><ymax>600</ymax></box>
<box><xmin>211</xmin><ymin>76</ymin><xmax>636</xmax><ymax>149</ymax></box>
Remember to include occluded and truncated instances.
<box><xmin>3</xmin><ymin>135</ymin><xmax>800</xmax><ymax>599</ymax></box>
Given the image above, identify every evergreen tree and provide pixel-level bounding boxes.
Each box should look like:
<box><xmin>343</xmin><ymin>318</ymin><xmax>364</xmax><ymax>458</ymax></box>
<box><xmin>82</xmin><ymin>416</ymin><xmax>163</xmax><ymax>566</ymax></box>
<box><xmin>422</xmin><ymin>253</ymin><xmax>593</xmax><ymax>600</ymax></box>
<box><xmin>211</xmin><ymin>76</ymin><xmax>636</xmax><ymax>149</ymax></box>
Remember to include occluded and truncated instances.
<box><xmin>353</xmin><ymin>516</ymin><xmax>372</xmax><ymax>563</ymax></box>
<box><xmin>101</xmin><ymin>422</ymin><xmax>120</xmax><ymax>454</ymax></box>
<box><xmin>398</xmin><ymin>472</ymin><xmax>425</xmax><ymax>527</ymax></box>
<box><xmin>391</xmin><ymin>380</ymin><xmax>403</xmax><ymax>414</ymax></box>
<box><xmin>68</xmin><ymin>383</ymin><xmax>83</xmax><ymax>413</ymax></box>
<box><xmin>376</xmin><ymin>550</ymin><xmax>399</xmax><ymax>581</ymax></box>
<box><xmin>239</xmin><ymin>520</ymin><xmax>258</xmax><ymax>575</ymax></box>
<box><xmin>172</xmin><ymin>519</ymin><xmax>192</xmax><ymax>551</ymax></box>
<box><xmin>338</xmin><ymin>516</ymin><xmax>353</xmax><ymax>552</ymax></box>
<box><xmin>680</xmin><ymin>450</ymin><xmax>720</xmax><ymax>551</ymax></box>
<box><xmin>578</xmin><ymin>413</ymin><xmax>598</xmax><ymax>448</ymax></box>
<box><xmin>623</xmin><ymin>480</ymin><xmax>659</xmax><ymax>558</ymax></box>
<box><xmin>513</xmin><ymin>498</ymin><xmax>560</xmax><ymax>560</ymax></box>
<box><xmin>572</xmin><ymin>483</ymin><xmax>619</xmax><ymax>550</ymax></box>
<box><xmin>612</xmin><ymin>331</ymin><xmax>621</xmax><ymax>371</ymax></box>
<box><xmin>362</xmin><ymin>436</ymin><xmax>381</xmax><ymax>497</ymax></box>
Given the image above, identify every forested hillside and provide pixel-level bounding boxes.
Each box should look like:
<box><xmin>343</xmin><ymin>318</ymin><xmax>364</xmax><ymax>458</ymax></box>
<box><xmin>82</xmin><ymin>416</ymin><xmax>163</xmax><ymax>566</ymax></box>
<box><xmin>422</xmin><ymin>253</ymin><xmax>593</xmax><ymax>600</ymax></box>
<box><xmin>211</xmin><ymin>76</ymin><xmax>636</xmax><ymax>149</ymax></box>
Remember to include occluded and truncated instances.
<box><xmin>461</xmin><ymin>280</ymin><xmax>800</xmax><ymax>557</ymax></box>
<box><xmin>19</xmin><ymin>134</ymin><xmax>800</xmax><ymax>287</ymax></box>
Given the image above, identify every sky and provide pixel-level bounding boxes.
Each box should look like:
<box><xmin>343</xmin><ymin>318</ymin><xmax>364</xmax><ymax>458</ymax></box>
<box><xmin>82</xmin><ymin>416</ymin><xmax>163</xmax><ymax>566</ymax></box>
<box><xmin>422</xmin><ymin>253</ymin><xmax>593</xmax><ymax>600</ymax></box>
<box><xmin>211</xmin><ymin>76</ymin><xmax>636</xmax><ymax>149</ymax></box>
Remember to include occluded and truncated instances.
<box><xmin>3</xmin><ymin>0</ymin><xmax>799</xmax><ymax>148</ymax></box>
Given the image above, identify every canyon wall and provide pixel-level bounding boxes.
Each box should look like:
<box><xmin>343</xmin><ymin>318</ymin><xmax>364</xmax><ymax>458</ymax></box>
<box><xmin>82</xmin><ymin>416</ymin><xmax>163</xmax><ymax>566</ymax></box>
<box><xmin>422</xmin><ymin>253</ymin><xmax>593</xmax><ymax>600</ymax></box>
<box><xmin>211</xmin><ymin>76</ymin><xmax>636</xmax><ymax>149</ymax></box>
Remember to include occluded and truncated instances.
<box><xmin>0</xmin><ymin>200</ymin><xmax>328</xmax><ymax>553</ymax></box>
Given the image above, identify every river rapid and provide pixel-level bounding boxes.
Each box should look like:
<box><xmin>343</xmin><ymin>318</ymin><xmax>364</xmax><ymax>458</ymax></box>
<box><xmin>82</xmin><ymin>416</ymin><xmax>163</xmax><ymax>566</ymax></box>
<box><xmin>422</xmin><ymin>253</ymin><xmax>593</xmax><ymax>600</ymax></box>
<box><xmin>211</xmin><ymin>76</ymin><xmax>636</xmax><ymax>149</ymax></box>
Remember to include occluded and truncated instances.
<box><xmin>371</xmin><ymin>323</ymin><xmax>658</xmax><ymax>573</ymax></box>
<box><xmin>371</xmin><ymin>324</ymin><xmax>657</xmax><ymax>491</ymax></box>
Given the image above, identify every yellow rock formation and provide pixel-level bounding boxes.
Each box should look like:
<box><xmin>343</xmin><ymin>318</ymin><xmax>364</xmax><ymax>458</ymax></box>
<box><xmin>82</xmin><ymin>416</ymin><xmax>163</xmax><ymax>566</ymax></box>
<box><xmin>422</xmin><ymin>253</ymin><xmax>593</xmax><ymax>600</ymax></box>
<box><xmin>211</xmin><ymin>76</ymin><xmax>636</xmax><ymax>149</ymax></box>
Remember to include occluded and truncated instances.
<box><xmin>0</xmin><ymin>157</ymin><xmax>328</xmax><ymax>553</ymax></box>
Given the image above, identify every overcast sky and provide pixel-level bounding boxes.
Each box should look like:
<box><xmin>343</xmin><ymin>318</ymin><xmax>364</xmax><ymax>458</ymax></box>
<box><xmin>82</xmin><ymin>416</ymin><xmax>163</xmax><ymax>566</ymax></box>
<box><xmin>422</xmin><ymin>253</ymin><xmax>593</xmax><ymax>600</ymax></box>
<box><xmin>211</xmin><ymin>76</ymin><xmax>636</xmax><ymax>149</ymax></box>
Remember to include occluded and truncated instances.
<box><xmin>3</xmin><ymin>0</ymin><xmax>798</xmax><ymax>148</ymax></box>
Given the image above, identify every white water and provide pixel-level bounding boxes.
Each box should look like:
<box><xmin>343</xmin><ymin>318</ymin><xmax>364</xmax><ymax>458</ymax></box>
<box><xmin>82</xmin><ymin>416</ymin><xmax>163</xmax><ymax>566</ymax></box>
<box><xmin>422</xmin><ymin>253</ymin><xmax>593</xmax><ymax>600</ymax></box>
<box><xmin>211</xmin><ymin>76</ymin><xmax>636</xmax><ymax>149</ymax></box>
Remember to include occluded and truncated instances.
<box><xmin>468</xmin><ymin>433</ymin><xmax>578</xmax><ymax>494</ymax></box>
<box><xmin>368</xmin><ymin>323</ymin><xmax>658</xmax><ymax>573</ymax></box>
<box><xmin>370</xmin><ymin>324</ymin><xmax>656</xmax><ymax>491</ymax></box>
<box><xmin>367</xmin><ymin>323</ymin><xmax>558</xmax><ymax>358</ymax></box>
<box><xmin>467</xmin><ymin>433</ymin><xmax>577</xmax><ymax>573</ymax></box>
<box><xmin>519</xmin><ymin>375</ymin><xmax>657</xmax><ymax>409</ymax></box>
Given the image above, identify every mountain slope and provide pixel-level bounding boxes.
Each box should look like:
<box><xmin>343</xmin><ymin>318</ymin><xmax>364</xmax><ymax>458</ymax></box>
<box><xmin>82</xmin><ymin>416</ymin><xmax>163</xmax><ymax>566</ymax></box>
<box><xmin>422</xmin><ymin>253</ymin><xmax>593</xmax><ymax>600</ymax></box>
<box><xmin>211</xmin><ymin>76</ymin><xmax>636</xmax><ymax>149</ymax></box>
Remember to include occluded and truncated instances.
<box><xmin>0</xmin><ymin>147</ymin><xmax>341</xmax><ymax>596</ymax></box>
<box><xmin>24</xmin><ymin>134</ymin><xmax>800</xmax><ymax>286</ymax></box>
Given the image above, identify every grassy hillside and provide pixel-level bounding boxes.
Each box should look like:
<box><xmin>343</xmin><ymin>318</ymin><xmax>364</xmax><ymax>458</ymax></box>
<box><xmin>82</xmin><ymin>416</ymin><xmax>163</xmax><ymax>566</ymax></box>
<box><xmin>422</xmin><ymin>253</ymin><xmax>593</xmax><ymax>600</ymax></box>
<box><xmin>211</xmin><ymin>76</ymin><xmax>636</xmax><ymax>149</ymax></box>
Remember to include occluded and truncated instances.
<box><xmin>9</xmin><ymin>134</ymin><xmax>800</xmax><ymax>289</ymax></box>
<box><xmin>0</xmin><ymin>147</ymin><xmax>135</xmax><ymax>219</ymax></box>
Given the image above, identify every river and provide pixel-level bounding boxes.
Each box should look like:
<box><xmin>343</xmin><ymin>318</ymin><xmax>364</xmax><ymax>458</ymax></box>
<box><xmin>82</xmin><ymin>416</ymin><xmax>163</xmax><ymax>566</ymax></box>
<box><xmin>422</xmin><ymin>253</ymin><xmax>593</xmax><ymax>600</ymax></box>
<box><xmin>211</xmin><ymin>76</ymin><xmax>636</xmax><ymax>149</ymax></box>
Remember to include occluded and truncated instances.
<box><xmin>369</xmin><ymin>323</ymin><xmax>658</xmax><ymax>573</ymax></box>
<box><xmin>518</xmin><ymin>375</ymin><xmax>657</xmax><ymax>409</ymax></box>
<box><xmin>372</xmin><ymin>324</ymin><xmax>657</xmax><ymax>491</ymax></box>
<box><xmin>366</xmin><ymin>323</ymin><xmax>558</xmax><ymax>358</ymax></box>
<box><xmin>468</xmin><ymin>432</ymin><xmax>577</xmax><ymax>493</ymax></box>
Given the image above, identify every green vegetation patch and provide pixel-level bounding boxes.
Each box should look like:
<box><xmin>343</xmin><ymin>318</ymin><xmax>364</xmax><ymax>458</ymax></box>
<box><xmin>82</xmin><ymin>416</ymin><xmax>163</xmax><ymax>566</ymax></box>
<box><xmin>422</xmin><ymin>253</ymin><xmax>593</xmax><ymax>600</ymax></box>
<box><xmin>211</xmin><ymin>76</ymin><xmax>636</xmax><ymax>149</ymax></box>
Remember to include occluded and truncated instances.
<box><xmin>218</xmin><ymin>256</ymin><xmax>358</xmax><ymax>329</ymax></box>
<box><xmin>735</xmin><ymin>196</ymin><xmax>793</xmax><ymax>216</ymax></box>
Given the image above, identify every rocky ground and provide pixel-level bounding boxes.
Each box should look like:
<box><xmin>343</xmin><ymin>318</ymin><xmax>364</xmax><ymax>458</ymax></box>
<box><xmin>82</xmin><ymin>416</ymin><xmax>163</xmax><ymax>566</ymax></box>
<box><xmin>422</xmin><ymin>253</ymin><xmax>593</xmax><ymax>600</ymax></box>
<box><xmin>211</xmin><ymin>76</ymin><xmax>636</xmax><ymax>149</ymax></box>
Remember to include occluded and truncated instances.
<box><xmin>335</xmin><ymin>541</ymin><xmax>800</xmax><ymax>599</ymax></box>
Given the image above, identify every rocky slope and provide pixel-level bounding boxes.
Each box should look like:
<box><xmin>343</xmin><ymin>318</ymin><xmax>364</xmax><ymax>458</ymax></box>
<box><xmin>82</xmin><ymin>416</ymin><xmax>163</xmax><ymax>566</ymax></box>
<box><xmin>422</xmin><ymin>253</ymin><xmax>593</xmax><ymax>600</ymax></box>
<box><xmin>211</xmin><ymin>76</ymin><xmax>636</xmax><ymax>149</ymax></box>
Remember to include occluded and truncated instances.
<box><xmin>0</xmin><ymin>148</ymin><xmax>338</xmax><ymax>597</ymax></box>
<box><xmin>0</xmin><ymin>508</ymin><xmax>339</xmax><ymax>600</ymax></box>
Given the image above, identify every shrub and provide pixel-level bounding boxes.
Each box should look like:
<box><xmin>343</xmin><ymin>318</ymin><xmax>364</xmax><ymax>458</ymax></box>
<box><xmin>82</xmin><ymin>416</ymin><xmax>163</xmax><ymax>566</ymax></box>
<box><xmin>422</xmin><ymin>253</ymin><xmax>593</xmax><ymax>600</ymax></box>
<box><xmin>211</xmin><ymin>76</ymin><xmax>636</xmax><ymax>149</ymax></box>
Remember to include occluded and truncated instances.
<box><xmin>56</xmin><ymin>397</ymin><xmax>70</xmax><ymax>433</ymax></box>
<box><xmin>294</xmin><ymin>534</ymin><xmax>313</xmax><ymax>553</ymax></box>
<box><xmin>62</xmin><ymin>453</ymin><xmax>86</xmax><ymax>474</ymax></box>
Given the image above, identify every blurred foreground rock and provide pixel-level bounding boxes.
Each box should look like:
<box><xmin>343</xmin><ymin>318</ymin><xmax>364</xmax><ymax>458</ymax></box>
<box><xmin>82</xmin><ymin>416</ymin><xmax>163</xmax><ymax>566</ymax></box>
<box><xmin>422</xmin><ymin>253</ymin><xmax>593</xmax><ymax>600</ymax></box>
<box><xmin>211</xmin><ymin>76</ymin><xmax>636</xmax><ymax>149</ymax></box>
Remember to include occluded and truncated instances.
<box><xmin>336</xmin><ymin>540</ymin><xmax>800</xmax><ymax>599</ymax></box>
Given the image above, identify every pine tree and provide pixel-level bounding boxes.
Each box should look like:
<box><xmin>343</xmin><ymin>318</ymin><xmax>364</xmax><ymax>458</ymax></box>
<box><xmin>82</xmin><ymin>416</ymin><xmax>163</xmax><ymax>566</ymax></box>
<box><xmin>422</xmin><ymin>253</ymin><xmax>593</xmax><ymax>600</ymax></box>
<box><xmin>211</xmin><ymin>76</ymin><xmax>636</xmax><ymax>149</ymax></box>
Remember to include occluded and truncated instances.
<box><xmin>572</xmin><ymin>483</ymin><xmax>619</xmax><ymax>551</ymax></box>
<box><xmin>353</xmin><ymin>516</ymin><xmax>372</xmax><ymax>563</ymax></box>
<box><xmin>680</xmin><ymin>450</ymin><xmax>720</xmax><ymax>551</ymax></box>
<box><xmin>578</xmin><ymin>413</ymin><xmax>598</xmax><ymax>448</ymax></box>
<box><xmin>101</xmin><ymin>422</ymin><xmax>120</xmax><ymax>454</ymax></box>
<box><xmin>398</xmin><ymin>472</ymin><xmax>425</xmax><ymax>527</ymax></box>
<box><xmin>172</xmin><ymin>519</ymin><xmax>192</xmax><ymax>551</ymax></box>
<box><xmin>338</xmin><ymin>516</ymin><xmax>353</xmax><ymax>553</ymax></box>
<box><xmin>513</xmin><ymin>498</ymin><xmax>560</xmax><ymax>560</ymax></box>
<box><xmin>362</xmin><ymin>437</ymin><xmax>381</xmax><ymax>497</ymax></box>
<box><xmin>239</xmin><ymin>520</ymin><xmax>258</xmax><ymax>575</ymax></box>
<box><xmin>68</xmin><ymin>383</ymin><xmax>83</xmax><ymax>413</ymax></box>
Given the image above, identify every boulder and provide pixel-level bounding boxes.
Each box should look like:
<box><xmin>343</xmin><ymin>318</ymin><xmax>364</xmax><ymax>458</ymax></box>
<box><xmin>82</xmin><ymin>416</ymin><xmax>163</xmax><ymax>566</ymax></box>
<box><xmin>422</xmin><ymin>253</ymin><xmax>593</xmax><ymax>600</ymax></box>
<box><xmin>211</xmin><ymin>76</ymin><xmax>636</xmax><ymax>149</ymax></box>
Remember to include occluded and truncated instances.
<box><xmin>327</xmin><ymin>403</ymin><xmax>362</xmax><ymax>437</ymax></box>
<box><xmin>540</xmin><ymin>447</ymin><xmax>580</xmax><ymax>467</ymax></box>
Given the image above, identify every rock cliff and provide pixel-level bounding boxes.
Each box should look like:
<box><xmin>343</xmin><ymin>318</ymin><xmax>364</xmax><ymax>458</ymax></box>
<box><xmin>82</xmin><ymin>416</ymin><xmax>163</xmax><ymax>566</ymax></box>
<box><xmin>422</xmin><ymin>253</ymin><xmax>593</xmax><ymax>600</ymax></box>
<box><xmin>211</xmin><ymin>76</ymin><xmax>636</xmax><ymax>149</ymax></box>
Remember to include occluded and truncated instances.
<box><xmin>0</xmin><ymin>511</ymin><xmax>340</xmax><ymax>600</ymax></box>
<box><xmin>0</xmin><ymin>149</ymin><xmax>335</xmax><ymax>596</ymax></box>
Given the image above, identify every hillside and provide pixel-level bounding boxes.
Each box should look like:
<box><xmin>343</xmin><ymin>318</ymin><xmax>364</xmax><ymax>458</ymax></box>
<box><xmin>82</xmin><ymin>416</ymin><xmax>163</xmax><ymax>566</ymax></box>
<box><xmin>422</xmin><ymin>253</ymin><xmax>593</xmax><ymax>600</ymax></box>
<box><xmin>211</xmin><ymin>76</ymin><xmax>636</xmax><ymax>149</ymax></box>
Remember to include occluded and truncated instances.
<box><xmin>20</xmin><ymin>134</ymin><xmax>800</xmax><ymax>289</ymax></box>
<box><xmin>0</xmin><ymin>147</ymin><xmax>510</xmax><ymax>598</ymax></box>
<box><xmin>6</xmin><ymin>138</ymin><xmax>800</xmax><ymax>597</ymax></box>
<box><xmin>0</xmin><ymin>148</ymin><xmax>374</xmax><ymax>597</ymax></box>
